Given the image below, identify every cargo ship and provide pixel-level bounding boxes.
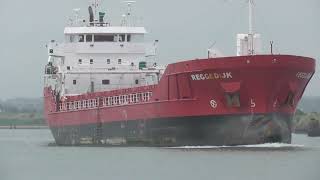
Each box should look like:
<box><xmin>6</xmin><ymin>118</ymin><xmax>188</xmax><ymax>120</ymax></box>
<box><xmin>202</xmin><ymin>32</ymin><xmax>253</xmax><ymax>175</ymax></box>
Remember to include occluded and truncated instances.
<box><xmin>44</xmin><ymin>0</ymin><xmax>315</xmax><ymax>146</ymax></box>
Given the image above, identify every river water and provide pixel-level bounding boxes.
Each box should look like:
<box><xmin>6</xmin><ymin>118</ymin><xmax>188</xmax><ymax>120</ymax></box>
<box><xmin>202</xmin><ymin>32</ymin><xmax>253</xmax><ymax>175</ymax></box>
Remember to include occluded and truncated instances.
<box><xmin>0</xmin><ymin>129</ymin><xmax>319</xmax><ymax>180</ymax></box>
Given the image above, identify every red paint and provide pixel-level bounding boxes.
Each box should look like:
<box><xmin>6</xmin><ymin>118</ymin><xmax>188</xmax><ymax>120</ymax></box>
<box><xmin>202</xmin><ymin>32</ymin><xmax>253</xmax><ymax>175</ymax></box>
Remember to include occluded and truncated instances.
<box><xmin>220</xmin><ymin>82</ymin><xmax>241</xmax><ymax>93</ymax></box>
<box><xmin>44</xmin><ymin>55</ymin><xmax>316</xmax><ymax>128</ymax></box>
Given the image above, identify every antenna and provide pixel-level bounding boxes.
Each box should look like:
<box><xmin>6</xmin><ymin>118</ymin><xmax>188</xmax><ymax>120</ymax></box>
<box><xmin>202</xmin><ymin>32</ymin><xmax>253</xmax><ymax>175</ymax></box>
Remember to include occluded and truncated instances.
<box><xmin>248</xmin><ymin>0</ymin><xmax>255</xmax><ymax>55</ymax></box>
<box><xmin>248</xmin><ymin>0</ymin><xmax>254</xmax><ymax>34</ymax></box>
<box><xmin>270</xmin><ymin>41</ymin><xmax>274</xmax><ymax>54</ymax></box>
<box><xmin>73</xmin><ymin>8</ymin><xmax>81</xmax><ymax>25</ymax></box>
<box><xmin>207</xmin><ymin>41</ymin><xmax>217</xmax><ymax>59</ymax></box>
<box><xmin>121</xmin><ymin>14</ymin><xmax>127</xmax><ymax>26</ymax></box>
<box><xmin>91</xmin><ymin>0</ymin><xmax>101</xmax><ymax>22</ymax></box>
<box><xmin>124</xmin><ymin>1</ymin><xmax>136</xmax><ymax>16</ymax></box>
<box><xmin>228</xmin><ymin>0</ymin><xmax>261</xmax><ymax>56</ymax></box>
<box><xmin>123</xmin><ymin>1</ymin><xmax>136</xmax><ymax>26</ymax></box>
<box><xmin>154</xmin><ymin>40</ymin><xmax>159</xmax><ymax>61</ymax></box>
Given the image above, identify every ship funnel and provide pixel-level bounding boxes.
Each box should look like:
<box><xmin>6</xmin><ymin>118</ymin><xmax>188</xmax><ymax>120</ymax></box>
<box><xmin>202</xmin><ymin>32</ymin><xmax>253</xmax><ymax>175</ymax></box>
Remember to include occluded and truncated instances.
<box><xmin>88</xmin><ymin>6</ymin><xmax>94</xmax><ymax>25</ymax></box>
<box><xmin>99</xmin><ymin>12</ymin><xmax>106</xmax><ymax>23</ymax></box>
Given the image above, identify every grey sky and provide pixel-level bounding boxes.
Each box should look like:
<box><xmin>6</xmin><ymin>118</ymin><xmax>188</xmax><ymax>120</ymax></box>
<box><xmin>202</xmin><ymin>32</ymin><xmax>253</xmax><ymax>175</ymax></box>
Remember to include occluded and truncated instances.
<box><xmin>0</xmin><ymin>0</ymin><xmax>319</xmax><ymax>98</ymax></box>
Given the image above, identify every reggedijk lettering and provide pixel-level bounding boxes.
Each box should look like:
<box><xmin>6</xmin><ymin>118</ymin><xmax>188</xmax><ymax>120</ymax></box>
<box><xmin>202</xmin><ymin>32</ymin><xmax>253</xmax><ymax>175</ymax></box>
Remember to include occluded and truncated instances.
<box><xmin>191</xmin><ymin>72</ymin><xmax>233</xmax><ymax>81</ymax></box>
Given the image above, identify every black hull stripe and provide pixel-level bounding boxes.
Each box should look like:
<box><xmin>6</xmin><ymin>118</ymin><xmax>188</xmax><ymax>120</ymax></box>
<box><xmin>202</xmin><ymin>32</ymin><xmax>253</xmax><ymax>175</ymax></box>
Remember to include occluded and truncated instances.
<box><xmin>50</xmin><ymin>113</ymin><xmax>293</xmax><ymax>146</ymax></box>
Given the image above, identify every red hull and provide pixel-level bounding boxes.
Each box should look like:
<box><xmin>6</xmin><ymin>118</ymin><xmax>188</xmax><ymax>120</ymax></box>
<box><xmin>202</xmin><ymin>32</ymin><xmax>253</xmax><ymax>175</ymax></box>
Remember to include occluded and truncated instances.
<box><xmin>44</xmin><ymin>55</ymin><xmax>315</xmax><ymax>146</ymax></box>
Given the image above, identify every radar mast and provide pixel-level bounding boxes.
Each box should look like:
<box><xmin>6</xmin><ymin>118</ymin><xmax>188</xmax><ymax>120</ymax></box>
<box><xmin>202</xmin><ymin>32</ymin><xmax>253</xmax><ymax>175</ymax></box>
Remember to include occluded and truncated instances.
<box><xmin>91</xmin><ymin>0</ymin><xmax>101</xmax><ymax>21</ymax></box>
<box><xmin>248</xmin><ymin>0</ymin><xmax>255</xmax><ymax>55</ymax></box>
<box><xmin>122</xmin><ymin>1</ymin><xmax>136</xmax><ymax>26</ymax></box>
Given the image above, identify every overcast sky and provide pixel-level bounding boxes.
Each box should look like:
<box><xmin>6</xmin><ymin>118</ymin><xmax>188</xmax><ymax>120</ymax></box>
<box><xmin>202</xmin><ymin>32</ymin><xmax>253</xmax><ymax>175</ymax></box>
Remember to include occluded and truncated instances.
<box><xmin>0</xmin><ymin>0</ymin><xmax>319</xmax><ymax>99</ymax></box>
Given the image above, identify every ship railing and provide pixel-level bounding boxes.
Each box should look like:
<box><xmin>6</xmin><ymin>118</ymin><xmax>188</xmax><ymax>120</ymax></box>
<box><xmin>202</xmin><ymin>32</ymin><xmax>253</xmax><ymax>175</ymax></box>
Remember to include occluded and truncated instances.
<box><xmin>101</xmin><ymin>92</ymin><xmax>152</xmax><ymax>107</ymax></box>
<box><xmin>59</xmin><ymin>98</ymin><xmax>99</xmax><ymax>112</ymax></box>
<box><xmin>58</xmin><ymin>92</ymin><xmax>153</xmax><ymax>112</ymax></box>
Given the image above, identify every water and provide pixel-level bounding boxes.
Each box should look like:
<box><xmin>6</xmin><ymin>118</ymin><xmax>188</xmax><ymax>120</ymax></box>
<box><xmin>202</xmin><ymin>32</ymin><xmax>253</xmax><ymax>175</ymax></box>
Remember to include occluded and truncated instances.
<box><xmin>0</xmin><ymin>130</ymin><xmax>319</xmax><ymax>180</ymax></box>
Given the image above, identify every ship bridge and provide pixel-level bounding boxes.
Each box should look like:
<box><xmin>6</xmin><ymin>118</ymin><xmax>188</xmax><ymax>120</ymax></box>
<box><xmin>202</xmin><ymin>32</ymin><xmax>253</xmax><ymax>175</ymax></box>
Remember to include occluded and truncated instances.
<box><xmin>64</xmin><ymin>26</ymin><xmax>147</xmax><ymax>35</ymax></box>
<box><xmin>63</xmin><ymin>26</ymin><xmax>147</xmax><ymax>44</ymax></box>
<box><xmin>44</xmin><ymin>1</ymin><xmax>164</xmax><ymax>97</ymax></box>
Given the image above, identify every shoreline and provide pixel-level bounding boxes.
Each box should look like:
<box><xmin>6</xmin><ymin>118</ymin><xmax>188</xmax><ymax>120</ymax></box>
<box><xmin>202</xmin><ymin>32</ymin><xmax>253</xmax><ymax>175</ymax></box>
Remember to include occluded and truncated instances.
<box><xmin>0</xmin><ymin>125</ymin><xmax>48</xmax><ymax>129</ymax></box>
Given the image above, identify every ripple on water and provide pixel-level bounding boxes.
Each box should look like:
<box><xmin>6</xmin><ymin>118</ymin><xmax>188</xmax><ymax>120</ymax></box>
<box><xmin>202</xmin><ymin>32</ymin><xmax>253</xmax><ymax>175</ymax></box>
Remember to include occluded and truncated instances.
<box><xmin>166</xmin><ymin>143</ymin><xmax>312</xmax><ymax>152</ymax></box>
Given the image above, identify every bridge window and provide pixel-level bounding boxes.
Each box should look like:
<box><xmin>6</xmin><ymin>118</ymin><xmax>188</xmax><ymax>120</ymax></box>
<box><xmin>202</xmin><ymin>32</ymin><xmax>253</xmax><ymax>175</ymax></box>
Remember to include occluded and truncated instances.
<box><xmin>118</xmin><ymin>59</ymin><xmax>122</xmax><ymax>64</ymax></box>
<box><xmin>94</xmin><ymin>35</ymin><xmax>115</xmax><ymax>42</ymax></box>
<box><xmin>67</xmin><ymin>66</ymin><xmax>71</xmax><ymax>70</ymax></box>
<box><xmin>78</xmin><ymin>59</ymin><xmax>82</xmax><ymax>64</ymax></box>
<box><xmin>86</xmin><ymin>35</ymin><xmax>93</xmax><ymax>42</ymax></box>
<box><xmin>130</xmin><ymin>35</ymin><xmax>144</xmax><ymax>42</ymax></box>
<box><xmin>119</xmin><ymin>34</ymin><xmax>126</xmax><ymax>42</ymax></box>
<box><xmin>102</xmin><ymin>79</ymin><xmax>110</xmax><ymax>85</ymax></box>
<box><xmin>73</xmin><ymin>80</ymin><xmax>77</xmax><ymax>85</ymax></box>
<box><xmin>90</xmin><ymin>59</ymin><xmax>93</xmax><ymax>64</ymax></box>
<box><xmin>69</xmin><ymin>35</ymin><xmax>75</xmax><ymax>42</ymax></box>
<box><xmin>78</xmin><ymin>35</ymin><xmax>84</xmax><ymax>42</ymax></box>
<box><xmin>135</xmin><ymin>79</ymin><xmax>139</xmax><ymax>85</ymax></box>
<box><xmin>127</xmin><ymin>34</ymin><xmax>131</xmax><ymax>42</ymax></box>
<box><xmin>107</xmin><ymin>59</ymin><xmax>110</xmax><ymax>64</ymax></box>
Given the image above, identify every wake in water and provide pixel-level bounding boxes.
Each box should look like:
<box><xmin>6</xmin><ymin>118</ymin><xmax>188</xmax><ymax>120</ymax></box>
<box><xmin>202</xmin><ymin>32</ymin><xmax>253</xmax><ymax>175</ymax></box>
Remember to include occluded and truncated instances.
<box><xmin>237</xmin><ymin>143</ymin><xmax>304</xmax><ymax>148</ymax></box>
<box><xmin>170</xmin><ymin>143</ymin><xmax>304</xmax><ymax>148</ymax></box>
<box><xmin>168</xmin><ymin>143</ymin><xmax>306</xmax><ymax>151</ymax></box>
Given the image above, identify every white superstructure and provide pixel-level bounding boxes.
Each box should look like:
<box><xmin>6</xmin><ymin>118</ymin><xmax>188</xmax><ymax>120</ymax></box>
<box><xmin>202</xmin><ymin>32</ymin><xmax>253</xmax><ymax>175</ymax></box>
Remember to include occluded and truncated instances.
<box><xmin>45</xmin><ymin>1</ymin><xmax>164</xmax><ymax>96</ymax></box>
<box><xmin>236</xmin><ymin>0</ymin><xmax>261</xmax><ymax>56</ymax></box>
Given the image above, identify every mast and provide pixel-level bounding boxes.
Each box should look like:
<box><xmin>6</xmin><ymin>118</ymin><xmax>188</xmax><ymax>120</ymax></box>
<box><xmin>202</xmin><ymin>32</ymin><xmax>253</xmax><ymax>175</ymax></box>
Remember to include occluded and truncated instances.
<box><xmin>248</xmin><ymin>0</ymin><xmax>254</xmax><ymax>34</ymax></box>
<box><xmin>248</xmin><ymin>0</ymin><xmax>254</xmax><ymax>55</ymax></box>
<box><xmin>73</xmin><ymin>8</ymin><xmax>81</xmax><ymax>25</ymax></box>
<box><xmin>91</xmin><ymin>0</ymin><xmax>100</xmax><ymax>24</ymax></box>
<box><xmin>123</xmin><ymin>1</ymin><xmax>136</xmax><ymax>26</ymax></box>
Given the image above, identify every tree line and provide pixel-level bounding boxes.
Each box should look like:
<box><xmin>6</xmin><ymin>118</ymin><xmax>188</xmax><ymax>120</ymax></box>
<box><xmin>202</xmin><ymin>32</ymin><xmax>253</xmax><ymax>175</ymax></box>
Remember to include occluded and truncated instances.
<box><xmin>0</xmin><ymin>98</ymin><xmax>43</xmax><ymax>113</ymax></box>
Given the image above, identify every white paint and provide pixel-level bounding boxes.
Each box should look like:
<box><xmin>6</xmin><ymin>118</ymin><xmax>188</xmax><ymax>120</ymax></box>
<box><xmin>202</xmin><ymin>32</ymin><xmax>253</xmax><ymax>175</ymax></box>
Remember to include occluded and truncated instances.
<box><xmin>168</xmin><ymin>143</ymin><xmax>304</xmax><ymax>149</ymax></box>
<box><xmin>44</xmin><ymin>4</ymin><xmax>165</xmax><ymax>97</ymax></box>
<box><xmin>273</xmin><ymin>99</ymin><xmax>278</xmax><ymax>108</ymax></box>
<box><xmin>296</xmin><ymin>72</ymin><xmax>312</xmax><ymax>79</ymax></box>
<box><xmin>64</xmin><ymin>26</ymin><xmax>147</xmax><ymax>35</ymax></box>
<box><xmin>236</xmin><ymin>0</ymin><xmax>263</xmax><ymax>56</ymax></box>
<box><xmin>250</xmin><ymin>98</ymin><xmax>256</xmax><ymax>108</ymax></box>
<box><xmin>210</xmin><ymin>99</ymin><xmax>218</xmax><ymax>109</ymax></box>
<box><xmin>248</xmin><ymin>0</ymin><xmax>254</xmax><ymax>35</ymax></box>
<box><xmin>236</xmin><ymin>33</ymin><xmax>261</xmax><ymax>56</ymax></box>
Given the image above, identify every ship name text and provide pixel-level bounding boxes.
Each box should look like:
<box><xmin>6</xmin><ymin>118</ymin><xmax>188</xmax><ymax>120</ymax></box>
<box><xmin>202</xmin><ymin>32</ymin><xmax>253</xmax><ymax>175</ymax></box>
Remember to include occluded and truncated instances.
<box><xmin>296</xmin><ymin>72</ymin><xmax>312</xmax><ymax>79</ymax></box>
<box><xmin>191</xmin><ymin>72</ymin><xmax>232</xmax><ymax>81</ymax></box>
